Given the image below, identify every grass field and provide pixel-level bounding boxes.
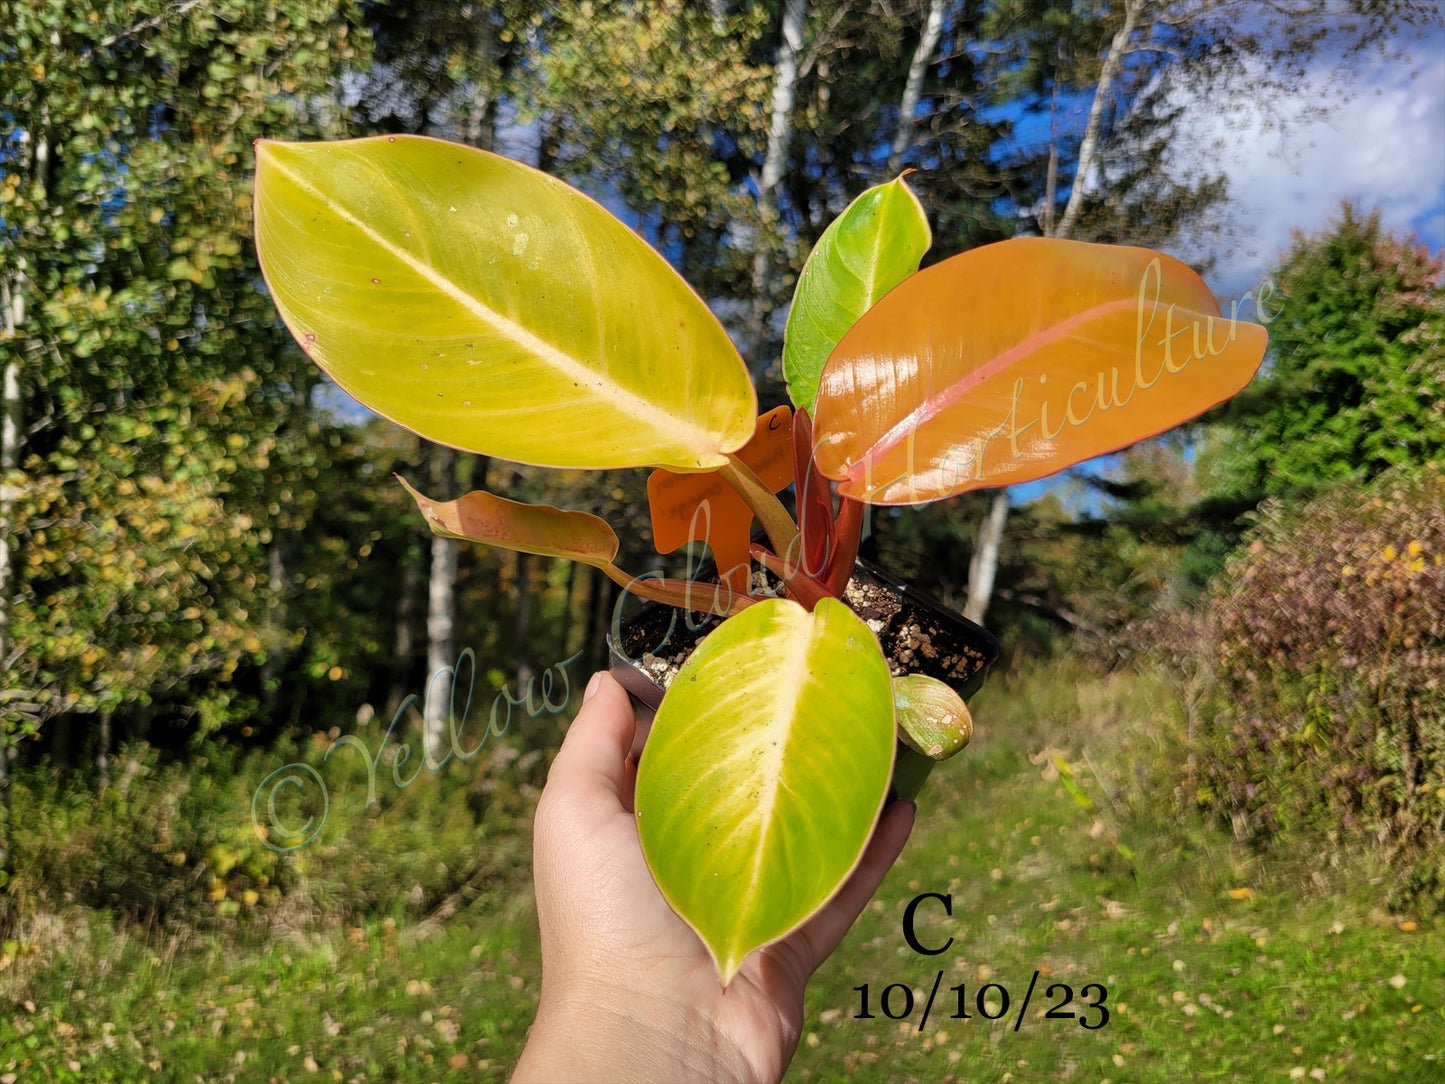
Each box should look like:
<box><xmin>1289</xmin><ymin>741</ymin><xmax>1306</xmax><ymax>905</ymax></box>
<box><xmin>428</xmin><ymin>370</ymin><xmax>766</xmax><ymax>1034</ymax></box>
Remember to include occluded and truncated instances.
<box><xmin>2</xmin><ymin>663</ymin><xmax>1440</xmax><ymax>1082</ymax></box>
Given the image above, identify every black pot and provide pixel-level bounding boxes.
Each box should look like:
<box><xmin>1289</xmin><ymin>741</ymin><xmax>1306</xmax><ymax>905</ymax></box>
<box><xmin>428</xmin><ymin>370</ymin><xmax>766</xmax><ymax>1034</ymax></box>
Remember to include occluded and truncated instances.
<box><xmin>606</xmin><ymin>558</ymin><xmax>1000</xmax><ymax>780</ymax></box>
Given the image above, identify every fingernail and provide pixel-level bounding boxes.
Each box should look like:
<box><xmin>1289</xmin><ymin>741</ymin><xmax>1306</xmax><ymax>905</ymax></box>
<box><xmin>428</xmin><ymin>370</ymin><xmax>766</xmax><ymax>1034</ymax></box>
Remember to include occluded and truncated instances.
<box><xmin>583</xmin><ymin>672</ymin><xmax>603</xmax><ymax>703</ymax></box>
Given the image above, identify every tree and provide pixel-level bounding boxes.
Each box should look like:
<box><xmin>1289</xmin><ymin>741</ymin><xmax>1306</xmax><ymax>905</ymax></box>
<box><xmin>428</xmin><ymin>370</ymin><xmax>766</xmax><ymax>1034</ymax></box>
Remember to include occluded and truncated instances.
<box><xmin>534</xmin><ymin>0</ymin><xmax>771</xmax><ymax>307</ymax></box>
<box><xmin>1216</xmin><ymin>203</ymin><xmax>1445</xmax><ymax>500</ymax></box>
<box><xmin>746</xmin><ymin>0</ymin><xmax>809</xmax><ymax>363</ymax></box>
<box><xmin>0</xmin><ymin>0</ymin><xmax>366</xmax><ymax>879</ymax></box>
<box><xmin>947</xmin><ymin>0</ymin><xmax>1440</xmax><ymax>624</ymax></box>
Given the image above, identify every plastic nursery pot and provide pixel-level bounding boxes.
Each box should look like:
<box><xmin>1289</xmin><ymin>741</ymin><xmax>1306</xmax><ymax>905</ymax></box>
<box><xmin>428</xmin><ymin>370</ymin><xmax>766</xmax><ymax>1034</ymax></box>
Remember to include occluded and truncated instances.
<box><xmin>607</xmin><ymin>557</ymin><xmax>1001</xmax><ymax>794</ymax></box>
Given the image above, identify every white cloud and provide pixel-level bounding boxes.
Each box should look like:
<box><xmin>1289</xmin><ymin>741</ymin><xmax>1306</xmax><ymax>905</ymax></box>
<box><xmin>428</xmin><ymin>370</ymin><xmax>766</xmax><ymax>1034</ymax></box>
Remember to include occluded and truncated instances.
<box><xmin>1173</xmin><ymin>25</ymin><xmax>1445</xmax><ymax>298</ymax></box>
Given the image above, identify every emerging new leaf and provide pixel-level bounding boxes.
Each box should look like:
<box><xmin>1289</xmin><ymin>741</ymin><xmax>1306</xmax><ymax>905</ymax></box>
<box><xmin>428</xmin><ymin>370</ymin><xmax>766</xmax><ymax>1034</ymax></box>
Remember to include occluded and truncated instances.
<box><xmin>893</xmin><ymin>673</ymin><xmax>973</xmax><ymax>760</ymax></box>
<box><xmin>783</xmin><ymin>176</ymin><xmax>931</xmax><ymax>415</ymax></box>
<box><xmin>811</xmin><ymin>239</ymin><xmax>1269</xmax><ymax>504</ymax></box>
<box><xmin>635</xmin><ymin>598</ymin><xmax>895</xmax><ymax>984</ymax></box>
<box><xmin>254</xmin><ymin>136</ymin><xmax>756</xmax><ymax>472</ymax></box>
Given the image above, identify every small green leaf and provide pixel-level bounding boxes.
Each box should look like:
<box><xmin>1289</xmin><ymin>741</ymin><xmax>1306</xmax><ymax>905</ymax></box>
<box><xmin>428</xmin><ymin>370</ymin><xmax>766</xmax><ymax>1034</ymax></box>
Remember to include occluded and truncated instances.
<box><xmin>636</xmin><ymin>598</ymin><xmax>895</xmax><ymax>984</ymax></box>
<box><xmin>783</xmin><ymin>176</ymin><xmax>931</xmax><ymax>414</ymax></box>
<box><xmin>1054</xmin><ymin>756</ymin><xmax>1094</xmax><ymax>811</ymax></box>
<box><xmin>893</xmin><ymin>673</ymin><xmax>974</xmax><ymax>760</ymax></box>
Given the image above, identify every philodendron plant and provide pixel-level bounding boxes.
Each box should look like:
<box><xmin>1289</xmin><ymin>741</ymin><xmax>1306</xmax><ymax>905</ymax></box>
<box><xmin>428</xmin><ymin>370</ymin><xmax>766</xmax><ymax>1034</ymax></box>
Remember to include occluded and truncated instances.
<box><xmin>252</xmin><ymin>136</ymin><xmax>1267</xmax><ymax>983</ymax></box>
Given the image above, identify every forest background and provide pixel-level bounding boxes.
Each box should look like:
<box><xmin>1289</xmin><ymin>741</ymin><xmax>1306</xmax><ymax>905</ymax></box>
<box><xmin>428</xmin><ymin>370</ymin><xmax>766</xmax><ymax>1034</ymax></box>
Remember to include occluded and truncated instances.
<box><xmin>0</xmin><ymin>1</ymin><xmax>1442</xmax><ymax>1080</ymax></box>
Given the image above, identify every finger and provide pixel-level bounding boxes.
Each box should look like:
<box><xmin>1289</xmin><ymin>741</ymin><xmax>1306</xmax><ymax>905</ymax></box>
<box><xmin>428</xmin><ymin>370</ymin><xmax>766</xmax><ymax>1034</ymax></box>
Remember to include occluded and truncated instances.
<box><xmin>784</xmin><ymin>800</ymin><xmax>915</xmax><ymax>975</ymax></box>
<box><xmin>546</xmin><ymin>672</ymin><xmax>637</xmax><ymax>805</ymax></box>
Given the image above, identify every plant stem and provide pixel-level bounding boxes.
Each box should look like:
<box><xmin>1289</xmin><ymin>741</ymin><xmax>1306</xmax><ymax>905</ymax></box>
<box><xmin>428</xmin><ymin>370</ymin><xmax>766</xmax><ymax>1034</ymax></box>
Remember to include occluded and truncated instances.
<box><xmin>824</xmin><ymin>496</ymin><xmax>864</xmax><ymax>597</ymax></box>
<box><xmin>597</xmin><ymin>563</ymin><xmax>755</xmax><ymax>617</ymax></box>
<box><xmin>892</xmin><ymin>745</ymin><xmax>935</xmax><ymax>802</ymax></box>
<box><xmin>720</xmin><ymin>453</ymin><xmax>799</xmax><ymax>560</ymax></box>
<box><xmin>749</xmin><ymin>544</ymin><xmax>831</xmax><ymax>610</ymax></box>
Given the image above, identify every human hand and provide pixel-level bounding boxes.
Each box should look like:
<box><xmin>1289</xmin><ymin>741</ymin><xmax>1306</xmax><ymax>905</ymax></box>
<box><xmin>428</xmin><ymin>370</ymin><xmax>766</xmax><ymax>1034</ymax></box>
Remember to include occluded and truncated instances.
<box><xmin>512</xmin><ymin>672</ymin><xmax>915</xmax><ymax>1084</ymax></box>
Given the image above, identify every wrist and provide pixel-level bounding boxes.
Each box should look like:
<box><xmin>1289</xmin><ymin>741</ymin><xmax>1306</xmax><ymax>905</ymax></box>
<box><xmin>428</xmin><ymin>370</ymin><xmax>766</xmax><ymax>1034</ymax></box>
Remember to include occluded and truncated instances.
<box><xmin>514</xmin><ymin>978</ymin><xmax>752</xmax><ymax>1083</ymax></box>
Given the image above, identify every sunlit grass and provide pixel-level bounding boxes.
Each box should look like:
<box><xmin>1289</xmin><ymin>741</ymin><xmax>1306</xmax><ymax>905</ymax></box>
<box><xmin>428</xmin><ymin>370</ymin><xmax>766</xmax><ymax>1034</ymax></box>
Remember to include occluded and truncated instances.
<box><xmin>1</xmin><ymin>661</ymin><xmax>1440</xmax><ymax>1082</ymax></box>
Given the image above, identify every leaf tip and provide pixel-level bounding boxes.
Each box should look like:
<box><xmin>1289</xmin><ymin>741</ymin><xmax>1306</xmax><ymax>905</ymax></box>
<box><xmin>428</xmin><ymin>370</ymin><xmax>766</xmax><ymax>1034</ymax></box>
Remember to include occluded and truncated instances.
<box><xmin>713</xmin><ymin>951</ymin><xmax>744</xmax><ymax>988</ymax></box>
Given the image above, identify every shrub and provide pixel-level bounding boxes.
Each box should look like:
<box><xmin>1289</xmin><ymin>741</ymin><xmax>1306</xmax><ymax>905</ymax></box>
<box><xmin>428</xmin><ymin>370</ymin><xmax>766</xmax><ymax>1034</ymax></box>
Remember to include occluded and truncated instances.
<box><xmin>6</xmin><ymin>723</ymin><xmax>550</xmax><ymax>933</ymax></box>
<box><xmin>1191</xmin><ymin>463</ymin><xmax>1445</xmax><ymax>908</ymax></box>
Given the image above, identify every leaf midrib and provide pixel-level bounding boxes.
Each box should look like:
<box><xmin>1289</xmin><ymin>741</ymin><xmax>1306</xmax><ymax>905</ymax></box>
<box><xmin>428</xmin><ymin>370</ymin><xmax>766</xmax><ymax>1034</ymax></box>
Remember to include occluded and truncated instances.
<box><xmin>734</xmin><ymin>611</ymin><xmax>815</xmax><ymax>939</ymax></box>
<box><xmin>265</xmin><ymin>150</ymin><xmax>727</xmax><ymax>465</ymax></box>
<box><xmin>853</xmin><ymin>296</ymin><xmax>1141</xmax><ymax>473</ymax></box>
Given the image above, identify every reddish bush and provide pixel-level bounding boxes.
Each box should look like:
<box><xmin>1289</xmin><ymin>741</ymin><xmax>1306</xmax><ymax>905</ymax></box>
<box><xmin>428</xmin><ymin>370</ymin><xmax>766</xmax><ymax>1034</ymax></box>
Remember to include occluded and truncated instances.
<box><xmin>1194</xmin><ymin>464</ymin><xmax>1445</xmax><ymax>906</ymax></box>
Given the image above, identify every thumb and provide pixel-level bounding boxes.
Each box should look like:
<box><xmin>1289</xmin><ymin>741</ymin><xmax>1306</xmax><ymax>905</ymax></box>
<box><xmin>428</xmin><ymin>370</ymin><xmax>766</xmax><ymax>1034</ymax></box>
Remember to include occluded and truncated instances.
<box><xmin>544</xmin><ymin>672</ymin><xmax>638</xmax><ymax>809</ymax></box>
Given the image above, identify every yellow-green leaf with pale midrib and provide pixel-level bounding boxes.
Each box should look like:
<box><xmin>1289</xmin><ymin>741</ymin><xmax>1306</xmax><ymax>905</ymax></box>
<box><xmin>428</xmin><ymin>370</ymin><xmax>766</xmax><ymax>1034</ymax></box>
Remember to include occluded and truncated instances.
<box><xmin>636</xmin><ymin>598</ymin><xmax>895</xmax><ymax>985</ymax></box>
<box><xmin>253</xmin><ymin>136</ymin><xmax>756</xmax><ymax>471</ymax></box>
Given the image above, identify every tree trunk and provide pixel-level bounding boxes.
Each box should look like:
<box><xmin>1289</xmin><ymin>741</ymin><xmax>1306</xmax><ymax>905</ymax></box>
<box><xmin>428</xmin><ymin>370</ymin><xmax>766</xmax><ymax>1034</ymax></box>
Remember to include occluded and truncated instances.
<box><xmin>461</xmin><ymin>16</ymin><xmax>498</xmax><ymax>152</ymax></box>
<box><xmin>587</xmin><ymin>566</ymin><xmax>616</xmax><ymax>676</ymax></box>
<box><xmin>886</xmin><ymin>0</ymin><xmax>947</xmax><ymax>176</ymax></box>
<box><xmin>260</xmin><ymin>382</ymin><xmax>310</xmax><ymax>713</ymax></box>
<box><xmin>0</xmin><ymin>116</ymin><xmax>42</xmax><ymax>882</ymax></box>
<box><xmin>424</xmin><ymin>444</ymin><xmax>459</xmax><ymax>767</ymax></box>
<box><xmin>0</xmin><ymin>342</ymin><xmax>17</xmax><ymax>881</ymax></box>
<box><xmin>0</xmin><ymin>291</ymin><xmax>21</xmax><ymax>665</ymax></box>
<box><xmin>745</xmin><ymin>0</ymin><xmax>808</xmax><ymax>364</ymax></box>
<box><xmin>1054</xmin><ymin>0</ymin><xmax>1140</xmax><ymax>242</ymax></box>
<box><xmin>513</xmin><ymin>551</ymin><xmax>533</xmax><ymax>688</ymax></box>
<box><xmin>387</xmin><ymin>537</ymin><xmax>424</xmax><ymax>721</ymax></box>
<box><xmin>97</xmin><ymin>710</ymin><xmax>112</xmax><ymax>792</ymax></box>
<box><xmin>559</xmin><ymin>556</ymin><xmax>580</xmax><ymax>664</ymax></box>
<box><xmin>963</xmin><ymin>38</ymin><xmax>1092</xmax><ymax>628</ymax></box>
<box><xmin>963</xmin><ymin>489</ymin><xmax>1009</xmax><ymax>625</ymax></box>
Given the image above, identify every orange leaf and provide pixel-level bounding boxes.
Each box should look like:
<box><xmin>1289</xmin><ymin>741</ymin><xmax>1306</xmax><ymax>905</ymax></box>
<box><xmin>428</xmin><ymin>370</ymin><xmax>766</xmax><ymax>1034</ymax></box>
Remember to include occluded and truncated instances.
<box><xmin>397</xmin><ymin>476</ymin><xmax>620</xmax><ymax>566</ymax></box>
<box><xmin>648</xmin><ymin>407</ymin><xmax>793</xmax><ymax>592</ymax></box>
<box><xmin>811</xmin><ymin>239</ymin><xmax>1268</xmax><ymax>505</ymax></box>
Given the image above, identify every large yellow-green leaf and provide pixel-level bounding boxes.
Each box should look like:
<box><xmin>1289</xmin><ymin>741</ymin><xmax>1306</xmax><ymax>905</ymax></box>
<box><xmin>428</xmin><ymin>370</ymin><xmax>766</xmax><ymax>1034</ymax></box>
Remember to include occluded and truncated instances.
<box><xmin>783</xmin><ymin>176</ymin><xmax>931</xmax><ymax>415</ymax></box>
<box><xmin>253</xmin><ymin>136</ymin><xmax>756</xmax><ymax>471</ymax></box>
<box><xmin>811</xmin><ymin>239</ymin><xmax>1269</xmax><ymax>504</ymax></box>
<box><xmin>636</xmin><ymin>598</ymin><xmax>895</xmax><ymax>984</ymax></box>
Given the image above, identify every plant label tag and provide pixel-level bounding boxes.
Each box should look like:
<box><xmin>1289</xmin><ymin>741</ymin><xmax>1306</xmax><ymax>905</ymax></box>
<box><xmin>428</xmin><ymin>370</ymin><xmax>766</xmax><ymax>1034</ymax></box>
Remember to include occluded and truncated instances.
<box><xmin>648</xmin><ymin>406</ymin><xmax>794</xmax><ymax>593</ymax></box>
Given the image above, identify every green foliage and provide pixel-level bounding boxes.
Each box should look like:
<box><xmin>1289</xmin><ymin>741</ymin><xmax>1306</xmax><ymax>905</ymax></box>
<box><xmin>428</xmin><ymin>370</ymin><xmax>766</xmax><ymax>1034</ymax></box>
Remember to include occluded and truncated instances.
<box><xmin>9</xmin><ymin>743</ymin><xmax>292</xmax><ymax>923</ymax></box>
<box><xmin>782</xmin><ymin>176</ymin><xmax>931</xmax><ymax>414</ymax></box>
<box><xmin>1217</xmin><ymin>203</ymin><xmax>1445</xmax><ymax>499</ymax></box>
<box><xmin>9</xmin><ymin>376</ymin><xmax>274</xmax><ymax>721</ymax></box>
<box><xmin>6</xmin><ymin>662</ymin><xmax>1441</xmax><ymax>1081</ymax></box>
<box><xmin>6</xmin><ymin>729</ymin><xmax>540</xmax><ymax>929</ymax></box>
<box><xmin>0</xmin><ymin>0</ymin><xmax>370</xmax><ymax>743</ymax></box>
<box><xmin>533</xmin><ymin>0</ymin><xmax>772</xmax><ymax>300</ymax></box>
<box><xmin>1190</xmin><ymin>465</ymin><xmax>1445</xmax><ymax>909</ymax></box>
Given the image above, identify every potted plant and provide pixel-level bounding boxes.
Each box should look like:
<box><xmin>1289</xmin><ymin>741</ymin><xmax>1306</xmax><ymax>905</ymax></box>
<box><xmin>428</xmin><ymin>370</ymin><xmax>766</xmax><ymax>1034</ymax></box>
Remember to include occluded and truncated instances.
<box><xmin>252</xmin><ymin>135</ymin><xmax>1267</xmax><ymax>983</ymax></box>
